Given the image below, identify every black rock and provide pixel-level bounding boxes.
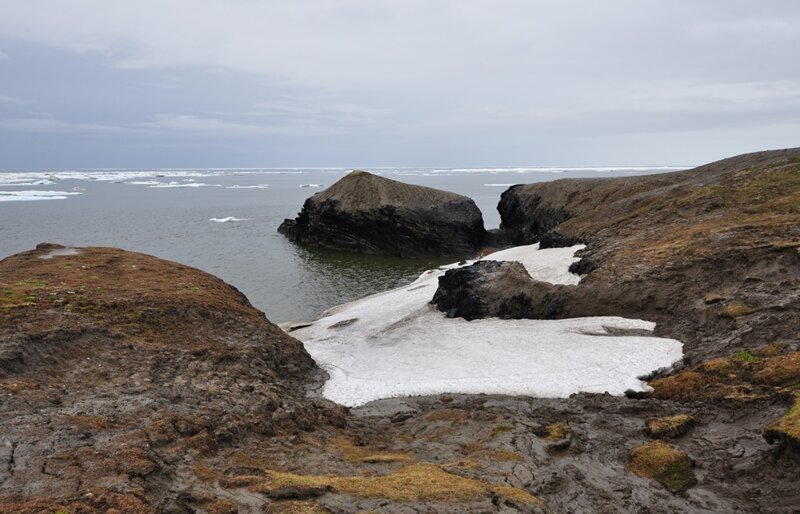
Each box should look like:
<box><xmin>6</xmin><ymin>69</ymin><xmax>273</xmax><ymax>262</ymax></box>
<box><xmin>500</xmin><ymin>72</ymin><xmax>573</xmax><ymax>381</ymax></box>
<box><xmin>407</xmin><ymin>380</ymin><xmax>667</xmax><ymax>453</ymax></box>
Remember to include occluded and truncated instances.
<box><xmin>431</xmin><ymin>260</ymin><xmax>573</xmax><ymax>321</ymax></box>
<box><xmin>569</xmin><ymin>257</ymin><xmax>598</xmax><ymax>275</ymax></box>
<box><xmin>496</xmin><ymin>185</ymin><xmax>571</xmax><ymax>245</ymax></box>
<box><xmin>538</xmin><ymin>231</ymin><xmax>583</xmax><ymax>249</ymax></box>
<box><xmin>279</xmin><ymin>171</ymin><xmax>487</xmax><ymax>258</ymax></box>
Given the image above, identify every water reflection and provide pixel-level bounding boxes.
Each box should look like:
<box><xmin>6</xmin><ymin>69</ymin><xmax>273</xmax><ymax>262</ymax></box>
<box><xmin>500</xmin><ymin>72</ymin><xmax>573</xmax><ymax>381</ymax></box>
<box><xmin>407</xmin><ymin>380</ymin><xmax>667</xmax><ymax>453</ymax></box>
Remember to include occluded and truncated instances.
<box><xmin>288</xmin><ymin>244</ymin><xmax>453</xmax><ymax>321</ymax></box>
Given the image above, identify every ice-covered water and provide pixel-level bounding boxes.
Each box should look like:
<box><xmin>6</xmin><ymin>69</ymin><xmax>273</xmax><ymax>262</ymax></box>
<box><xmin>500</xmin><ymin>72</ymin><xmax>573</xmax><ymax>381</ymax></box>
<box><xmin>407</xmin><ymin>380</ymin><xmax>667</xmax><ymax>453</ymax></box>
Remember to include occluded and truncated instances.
<box><xmin>0</xmin><ymin>165</ymin><xmax>687</xmax><ymax>322</ymax></box>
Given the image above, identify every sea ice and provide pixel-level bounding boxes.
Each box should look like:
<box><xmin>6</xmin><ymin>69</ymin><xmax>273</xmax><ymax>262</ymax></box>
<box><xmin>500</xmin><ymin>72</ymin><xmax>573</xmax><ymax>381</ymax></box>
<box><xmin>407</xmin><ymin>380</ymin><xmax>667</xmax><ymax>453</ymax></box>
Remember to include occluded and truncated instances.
<box><xmin>0</xmin><ymin>190</ymin><xmax>82</xmax><ymax>202</ymax></box>
<box><xmin>290</xmin><ymin>244</ymin><xmax>683</xmax><ymax>407</ymax></box>
<box><xmin>209</xmin><ymin>216</ymin><xmax>251</xmax><ymax>223</ymax></box>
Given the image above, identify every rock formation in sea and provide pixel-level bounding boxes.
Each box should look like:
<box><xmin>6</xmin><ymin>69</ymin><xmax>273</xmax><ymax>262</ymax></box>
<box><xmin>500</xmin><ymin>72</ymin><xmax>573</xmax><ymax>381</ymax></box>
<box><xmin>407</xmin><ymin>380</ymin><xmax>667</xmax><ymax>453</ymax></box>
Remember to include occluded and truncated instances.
<box><xmin>278</xmin><ymin>170</ymin><xmax>487</xmax><ymax>257</ymax></box>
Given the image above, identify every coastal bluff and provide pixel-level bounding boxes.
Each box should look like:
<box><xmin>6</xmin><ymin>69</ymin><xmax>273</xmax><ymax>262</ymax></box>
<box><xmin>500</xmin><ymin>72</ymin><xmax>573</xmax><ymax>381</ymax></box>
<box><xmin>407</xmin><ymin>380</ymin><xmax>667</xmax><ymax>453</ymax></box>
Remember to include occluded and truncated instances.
<box><xmin>279</xmin><ymin>170</ymin><xmax>487</xmax><ymax>257</ymax></box>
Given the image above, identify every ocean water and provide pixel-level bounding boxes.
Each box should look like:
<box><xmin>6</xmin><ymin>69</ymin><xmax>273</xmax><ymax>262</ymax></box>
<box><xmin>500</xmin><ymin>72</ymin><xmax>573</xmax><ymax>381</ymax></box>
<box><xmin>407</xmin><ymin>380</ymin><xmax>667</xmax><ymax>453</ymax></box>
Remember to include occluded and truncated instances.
<box><xmin>0</xmin><ymin>166</ymin><xmax>686</xmax><ymax>322</ymax></box>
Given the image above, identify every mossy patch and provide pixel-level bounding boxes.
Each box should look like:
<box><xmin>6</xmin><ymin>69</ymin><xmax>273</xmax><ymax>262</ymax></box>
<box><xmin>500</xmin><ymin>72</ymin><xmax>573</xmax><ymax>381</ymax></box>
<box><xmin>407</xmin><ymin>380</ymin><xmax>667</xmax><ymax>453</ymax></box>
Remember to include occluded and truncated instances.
<box><xmin>651</xmin><ymin>347</ymin><xmax>800</xmax><ymax>402</ymax></box>
<box><xmin>650</xmin><ymin>371</ymin><xmax>711</xmax><ymax>401</ymax></box>
<box><xmin>328</xmin><ymin>436</ymin><xmax>414</xmax><ymax>464</ymax></box>
<box><xmin>628</xmin><ymin>440</ymin><xmax>695</xmax><ymax>492</ymax></box>
<box><xmin>764</xmin><ymin>393</ymin><xmax>800</xmax><ymax>448</ymax></box>
<box><xmin>645</xmin><ymin>415</ymin><xmax>694</xmax><ymax>439</ymax></box>
<box><xmin>248</xmin><ymin>463</ymin><xmax>543</xmax><ymax>505</ymax></box>
<box><xmin>720</xmin><ymin>301</ymin><xmax>755</xmax><ymax>318</ymax></box>
<box><xmin>754</xmin><ymin>353</ymin><xmax>800</xmax><ymax>387</ymax></box>
<box><xmin>543</xmin><ymin>422</ymin><xmax>570</xmax><ymax>441</ymax></box>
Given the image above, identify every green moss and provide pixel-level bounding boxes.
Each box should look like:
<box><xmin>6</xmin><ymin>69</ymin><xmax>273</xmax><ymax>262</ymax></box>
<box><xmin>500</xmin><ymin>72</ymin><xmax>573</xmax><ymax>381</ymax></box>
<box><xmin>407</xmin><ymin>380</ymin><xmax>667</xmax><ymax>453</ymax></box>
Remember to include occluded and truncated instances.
<box><xmin>732</xmin><ymin>351</ymin><xmax>759</xmax><ymax>363</ymax></box>
<box><xmin>628</xmin><ymin>440</ymin><xmax>695</xmax><ymax>492</ymax></box>
<box><xmin>764</xmin><ymin>393</ymin><xmax>800</xmax><ymax>446</ymax></box>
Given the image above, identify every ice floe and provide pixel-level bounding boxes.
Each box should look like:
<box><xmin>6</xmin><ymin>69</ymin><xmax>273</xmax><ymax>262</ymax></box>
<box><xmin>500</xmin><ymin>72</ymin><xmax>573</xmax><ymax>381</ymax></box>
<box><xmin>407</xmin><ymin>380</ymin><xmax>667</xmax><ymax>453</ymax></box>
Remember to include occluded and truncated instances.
<box><xmin>291</xmin><ymin>244</ymin><xmax>683</xmax><ymax>407</ymax></box>
<box><xmin>225</xmin><ymin>184</ymin><xmax>270</xmax><ymax>189</ymax></box>
<box><xmin>0</xmin><ymin>190</ymin><xmax>82</xmax><ymax>202</ymax></box>
<box><xmin>299</xmin><ymin>183</ymin><xmax>324</xmax><ymax>188</ymax></box>
<box><xmin>209</xmin><ymin>216</ymin><xmax>251</xmax><ymax>223</ymax></box>
<box><xmin>147</xmin><ymin>182</ymin><xmax>221</xmax><ymax>188</ymax></box>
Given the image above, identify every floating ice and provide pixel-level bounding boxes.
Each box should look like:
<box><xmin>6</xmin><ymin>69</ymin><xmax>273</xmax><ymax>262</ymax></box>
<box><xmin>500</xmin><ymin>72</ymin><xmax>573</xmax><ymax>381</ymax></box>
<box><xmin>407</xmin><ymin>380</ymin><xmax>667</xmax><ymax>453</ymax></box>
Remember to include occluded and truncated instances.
<box><xmin>148</xmin><ymin>182</ymin><xmax>221</xmax><ymax>188</ymax></box>
<box><xmin>0</xmin><ymin>190</ymin><xmax>82</xmax><ymax>202</ymax></box>
<box><xmin>225</xmin><ymin>184</ymin><xmax>270</xmax><ymax>189</ymax></box>
<box><xmin>291</xmin><ymin>244</ymin><xmax>683</xmax><ymax>407</ymax></box>
<box><xmin>209</xmin><ymin>216</ymin><xmax>251</xmax><ymax>223</ymax></box>
<box><xmin>299</xmin><ymin>183</ymin><xmax>324</xmax><ymax>188</ymax></box>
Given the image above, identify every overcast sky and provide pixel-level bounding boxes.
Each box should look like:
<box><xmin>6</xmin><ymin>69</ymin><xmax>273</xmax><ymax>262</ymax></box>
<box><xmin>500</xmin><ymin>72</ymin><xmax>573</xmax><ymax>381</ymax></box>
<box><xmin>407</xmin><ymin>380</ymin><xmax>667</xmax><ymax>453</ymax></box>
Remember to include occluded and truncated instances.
<box><xmin>0</xmin><ymin>1</ymin><xmax>798</xmax><ymax>168</ymax></box>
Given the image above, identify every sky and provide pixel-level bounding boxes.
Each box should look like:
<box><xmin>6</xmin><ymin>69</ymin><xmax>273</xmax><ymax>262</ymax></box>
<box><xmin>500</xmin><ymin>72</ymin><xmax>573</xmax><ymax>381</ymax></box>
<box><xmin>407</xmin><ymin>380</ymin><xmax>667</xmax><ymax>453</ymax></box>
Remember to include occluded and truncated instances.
<box><xmin>0</xmin><ymin>1</ymin><xmax>798</xmax><ymax>168</ymax></box>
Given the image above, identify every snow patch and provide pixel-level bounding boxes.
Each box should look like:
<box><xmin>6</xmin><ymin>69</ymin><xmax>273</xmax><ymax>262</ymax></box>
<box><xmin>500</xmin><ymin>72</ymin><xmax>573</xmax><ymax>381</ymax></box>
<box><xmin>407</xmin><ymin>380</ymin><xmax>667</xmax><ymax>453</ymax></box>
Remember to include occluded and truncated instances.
<box><xmin>291</xmin><ymin>244</ymin><xmax>683</xmax><ymax>407</ymax></box>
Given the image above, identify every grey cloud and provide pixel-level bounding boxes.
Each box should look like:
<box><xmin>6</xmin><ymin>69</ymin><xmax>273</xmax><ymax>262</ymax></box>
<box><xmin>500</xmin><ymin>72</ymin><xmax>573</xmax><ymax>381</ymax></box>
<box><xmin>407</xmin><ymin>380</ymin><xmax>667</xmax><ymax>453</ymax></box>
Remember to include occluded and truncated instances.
<box><xmin>0</xmin><ymin>1</ymin><xmax>797</xmax><ymax>167</ymax></box>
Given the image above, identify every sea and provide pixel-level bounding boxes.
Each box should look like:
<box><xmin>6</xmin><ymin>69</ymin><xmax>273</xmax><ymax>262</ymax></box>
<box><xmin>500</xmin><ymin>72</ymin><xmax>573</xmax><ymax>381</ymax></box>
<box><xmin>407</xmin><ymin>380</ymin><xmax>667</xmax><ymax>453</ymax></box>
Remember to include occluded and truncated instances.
<box><xmin>0</xmin><ymin>166</ymin><xmax>687</xmax><ymax>323</ymax></box>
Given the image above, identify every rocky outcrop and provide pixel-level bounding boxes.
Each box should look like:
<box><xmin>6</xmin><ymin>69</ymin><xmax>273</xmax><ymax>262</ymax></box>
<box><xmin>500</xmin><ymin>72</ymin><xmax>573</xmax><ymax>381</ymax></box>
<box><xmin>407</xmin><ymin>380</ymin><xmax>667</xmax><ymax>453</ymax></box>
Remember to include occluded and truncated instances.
<box><xmin>279</xmin><ymin>171</ymin><xmax>487</xmax><ymax>257</ymax></box>
<box><xmin>431</xmin><ymin>261</ymin><xmax>573</xmax><ymax>320</ymax></box>
<box><xmin>491</xmin><ymin>148</ymin><xmax>800</xmax><ymax>360</ymax></box>
<box><xmin>0</xmin><ymin>243</ymin><xmax>347</xmax><ymax>513</ymax></box>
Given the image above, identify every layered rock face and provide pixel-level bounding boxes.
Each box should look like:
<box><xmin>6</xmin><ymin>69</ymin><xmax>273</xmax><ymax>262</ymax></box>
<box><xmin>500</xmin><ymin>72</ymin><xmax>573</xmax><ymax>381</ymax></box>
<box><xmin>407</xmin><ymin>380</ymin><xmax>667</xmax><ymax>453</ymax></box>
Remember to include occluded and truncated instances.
<box><xmin>279</xmin><ymin>171</ymin><xmax>487</xmax><ymax>257</ymax></box>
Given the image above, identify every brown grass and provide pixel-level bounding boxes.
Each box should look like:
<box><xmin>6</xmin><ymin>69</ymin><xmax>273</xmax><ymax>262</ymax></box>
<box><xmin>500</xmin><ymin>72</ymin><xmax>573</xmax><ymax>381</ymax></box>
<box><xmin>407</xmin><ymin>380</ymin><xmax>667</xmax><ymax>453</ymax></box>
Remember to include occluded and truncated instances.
<box><xmin>720</xmin><ymin>301</ymin><xmax>755</xmax><ymax>318</ymax></box>
<box><xmin>650</xmin><ymin>371</ymin><xmax>712</xmax><ymax>401</ymax></box>
<box><xmin>628</xmin><ymin>440</ymin><xmax>695</xmax><ymax>492</ymax></box>
<box><xmin>328</xmin><ymin>437</ymin><xmax>414</xmax><ymax>464</ymax></box>
<box><xmin>544</xmin><ymin>422</ymin><xmax>571</xmax><ymax>441</ymax></box>
<box><xmin>251</xmin><ymin>463</ymin><xmax>543</xmax><ymax>505</ymax></box>
<box><xmin>267</xmin><ymin>501</ymin><xmax>330</xmax><ymax>514</ymax></box>
<box><xmin>488</xmin><ymin>450</ymin><xmax>525</xmax><ymax>462</ymax></box>
<box><xmin>61</xmin><ymin>415</ymin><xmax>113</xmax><ymax>431</ymax></box>
<box><xmin>651</xmin><ymin>347</ymin><xmax>800</xmax><ymax>403</ymax></box>
<box><xmin>754</xmin><ymin>352</ymin><xmax>800</xmax><ymax>386</ymax></box>
<box><xmin>645</xmin><ymin>415</ymin><xmax>694</xmax><ymax>439</ymax></box>
<box><xmin>425</xmin><ymin>409</ymin><xmax>468</xmax><ymax>423</ymax></box>
<box><xmin>703</xmin><ymin>293</ymin><xmax>725</xmax><ymax>304</ymax></box>
<box><xmin>193</xmin><ymin>462</ymin><xmax>222</xmax><ymax>483</ymax></box>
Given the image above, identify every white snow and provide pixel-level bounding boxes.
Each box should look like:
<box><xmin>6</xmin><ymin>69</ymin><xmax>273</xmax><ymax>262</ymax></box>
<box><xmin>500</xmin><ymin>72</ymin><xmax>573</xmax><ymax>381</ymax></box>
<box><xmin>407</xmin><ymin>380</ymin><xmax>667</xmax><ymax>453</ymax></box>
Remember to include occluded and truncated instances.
<box><xmin>480</xmin><ymin>243</ymin><xmax>585</xmax><ymax>285</ymax></box>
<box><xmin>290</xmin><ymin>244</ymin><xmax>683</xmax><ymax>407</ymax></box>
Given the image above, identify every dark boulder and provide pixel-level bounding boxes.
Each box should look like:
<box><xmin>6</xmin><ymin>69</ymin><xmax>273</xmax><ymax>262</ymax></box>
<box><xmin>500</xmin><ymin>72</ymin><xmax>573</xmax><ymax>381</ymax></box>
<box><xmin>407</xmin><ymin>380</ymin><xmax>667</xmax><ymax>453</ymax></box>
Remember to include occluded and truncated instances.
<box><xmin>279</xmin><ymin>171</ymin><xmax>487</xmax><ymax>258</ymax></box>
<box><xmin>431</xmin><ymin>260</ymin><xmax>573</xmax><ymax>320</ymax></box>
<box><xmin>496</xmin><ymin>185</ymin><xmax>571</xmax><ymax>245</ymax></box>
<box><xmin>568</xmin><ymin>257</ymin><xmax>598</xmax><ymax>275</ymax></box>
<box><xmin>538</xmin><ymin>230</ymin><xmax>583</xmax><ymax>249</ymax></box>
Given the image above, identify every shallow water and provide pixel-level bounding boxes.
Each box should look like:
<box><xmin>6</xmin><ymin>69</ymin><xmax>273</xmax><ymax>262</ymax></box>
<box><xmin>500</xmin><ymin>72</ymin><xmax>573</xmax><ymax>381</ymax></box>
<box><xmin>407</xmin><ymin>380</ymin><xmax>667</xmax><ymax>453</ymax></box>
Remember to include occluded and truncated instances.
<box><xmin>0</xmin><ymin>166</ymin><xmax>685</xmax><ymax>322</ymax></box>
